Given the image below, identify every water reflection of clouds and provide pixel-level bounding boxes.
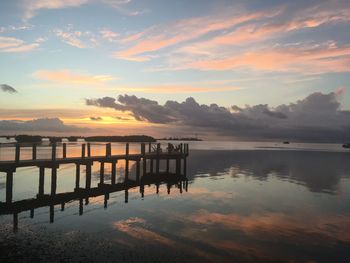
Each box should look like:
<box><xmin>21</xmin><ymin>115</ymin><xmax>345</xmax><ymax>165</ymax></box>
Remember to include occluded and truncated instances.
<box><xmin>189</xmin><ymin>150</ymin><xmax>350</xmax><ymax>194</ymax></box>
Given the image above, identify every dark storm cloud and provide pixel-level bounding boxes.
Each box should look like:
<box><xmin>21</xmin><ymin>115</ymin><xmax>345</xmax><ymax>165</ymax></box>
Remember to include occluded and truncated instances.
<box><xmin>86</xmin><ymin>91</ymin><xmax>350</xmax><ymax>142</ymax></box>
<box><xmin>0</xmin><ymin>118</ymin><xmax>85</xmax><ymax>132</ymax></box>
<box><xmin>0</xmin><ymin>84</ymin><xmax>17</xmax><ymax>93</ymax></box>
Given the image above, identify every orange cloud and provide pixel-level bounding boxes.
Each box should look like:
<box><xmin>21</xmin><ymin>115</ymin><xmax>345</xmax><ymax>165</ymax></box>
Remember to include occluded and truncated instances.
<box><xmin>188</xmin><ymin>209</ymin><xmax>350</xmax><ymax>243</ymax></box>
<box><xmin>115</xmin><ymin>8</ymin><xmax>282</xmax><ymax>61</ymax></box>
<box><xmin>185</xmin><ymin>44</ymin><xmax>350</xmax><ymax>74</ymax></box>
<box><xmin>119</xmin><ymin>85</ymin><xmax>242</xmax><ymax>93</ymax></box>
<box><xmin>33</xmin><ymin>69</ymin><xmax>117</xmax><ymax>85</ymax></box>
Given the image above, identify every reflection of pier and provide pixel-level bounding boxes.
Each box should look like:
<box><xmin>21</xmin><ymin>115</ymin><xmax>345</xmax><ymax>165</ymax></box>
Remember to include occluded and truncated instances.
<box><xmin>0</xmin><ymin>142</ymin><xmax>189</xmax><ymax>231</ymax></box>
<box><xmin>0</xmin><ymin>173</ymin><xmax>188</xmax><ymax>232</ymax></box>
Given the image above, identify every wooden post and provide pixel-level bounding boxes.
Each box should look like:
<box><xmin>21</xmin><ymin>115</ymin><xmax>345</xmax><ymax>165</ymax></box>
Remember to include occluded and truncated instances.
<box><xmin>166</xmin><ymin>143</ymin><xmax>170</xmax><ymax>174</ymax></box>
<box><xmin>136</xmin><ymin>160</ymin><xmax>140</xmax><ymax>182</ymax></box>
<box><xmin>150</xmin><ymin>158</ymin><xmax>154</xmax><ymax>174</ymax></box>
<box><xmin>32</xmin><ymin>144</ymin><xmax>37</xmax><ymax>160</ymax></box>
<box><xmin>111</xmin><ymin>161</ymin><xmax>116</xmax><ymax>185</ymax></box>
<box><xmin>87</xmin><ymin>143</ymin><xmax>91</xmax><ymax>157</ymax></box>
<box><xmin>141</xmin><ymin>143</ymin><xmax>146</xmax><ymax>176</ymax></box>
<box><xmin>75</xmin><ymin>164</ymin><xmax>80</xmax><ymax>189</ymax></box>
<box><xmin>179</xmin><ymin>181</ymin><xmax>183</xmax><ymax>194</ymax></box>
<box><xmin>38</xmin><ymin>167</ymin><xmax>45</xmax><ymax>196</ymax></box>
<box><xmin>156</xmin><ymin>183</ymin><xmax>159</xmax><ymax>194</ymax></box>
<box><xmin>81</xmin><ymin>144</ymin><xmax>86</xmax><ymax>158</ymax></box>
<box><xmin>176</xmin><ymin>158</ymin><xmax>181</xmax><ymax>174</ymax></box>
<box><xmin>85</xmin><ymin>164</ymin><xmax>91</xmax><ymax>189</ymax></box>
<box><xmin>6</xmin><ymin>171</ymin><xmax>13</xmax><ymax>203</ymax></box>
<box><xmin>106</xmin><ymin>143</ymin><xmax>111</xmax><ymax>157</ymax></box>
<box><xmin>15</xmin><ymin>144</ymin><xmax>20</xmax><ymax>163</ymax></box>
<box><xmin>62</xmin><ymin>143</ymin><xmax>67</xmax><ymax>159</ymax></box>
<box><xmin>148</xmin><ymin>142</ymin><xmax>151</xmax><ymax>153</ymax></box>
<box><xmin>61</xmin><ymin>203</ymin><xmax>65</xmax><ymax>211</ymax></box>
<box><xmin>125</xmin><ymin>143</ymin><xmax>129</xmax><ymax>180</ymax></box>
<box><xmin>51</xmin><ymin>167</ymin><xmax>57</xmax><ymax>195</ymax></box>
<box><xmin>51</xmin><ymin>143</ymin><xmax>56</xmax><ymax>161</ymax></box>
<box><xmin>99</xmin><ymin>162</ymin><xmax>105</xmax><ymax>186</ymax></box>
<box><xmin>156</xmin><ymin>143</ymin><xmax>160</xmax><ymax>175</ymax></box>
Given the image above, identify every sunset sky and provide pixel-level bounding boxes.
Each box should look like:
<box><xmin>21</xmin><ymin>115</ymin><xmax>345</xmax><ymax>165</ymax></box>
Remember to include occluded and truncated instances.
<box><xmin>0</xmin><ymin>0</ymin><xmax>350</xmax><ymax>141</ymax></box>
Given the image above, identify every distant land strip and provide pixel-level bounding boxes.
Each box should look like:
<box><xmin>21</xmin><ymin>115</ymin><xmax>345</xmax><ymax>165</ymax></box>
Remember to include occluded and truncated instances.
<box><xmin>0</xmin><ymin>135</ymin><xmax>156</xmax><ymax>143</ymax></box>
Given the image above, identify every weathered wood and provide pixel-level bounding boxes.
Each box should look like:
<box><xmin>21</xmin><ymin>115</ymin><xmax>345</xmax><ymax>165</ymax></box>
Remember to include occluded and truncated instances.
<box><xmin>106</xmin><ymin>143</ymin><xmax>111</xmax><ymax>157</ymax></box>
<box><xmin>156</xmin><ymin>143</ymin><xmax>160</xmax><ymax>174</ymax></box>
<box><xmin>38</xmin><ymin>167</ymin><xmax>45</xmax><ymax>196</ymax></box>
<box><xmin>62</xmin><ymin>143</ymin><xmax>67</xmax><ymax>159</ymax></box>
<box><xmin>15</xmin><ymin>144</ymin><xmax>20</xmax><ymax>163</ymax></box>
<box><xmin>136</xmin><ymin>160</ymin><xmax>140</xmax><ymax>182</ymax></box>
<box><xmin>99</xmin><ymin>162</ymin><xmax>105</xmax><ymax>185</ymax></box>
<box><xmin>32</xmin><ymin>144</ymin><xmax>37</xmax><ymax>160</ymax></box>
<box><xmin>51</xmin><ymin>167</ymin><xmax>57</xmax><ymax>195</ymax></box>
<box><xmin>52</xmin><ymin>143</ymin><xmax>56</xmax><ymax>161</ymax></box>
<box><xmin>87</xmin><ymin>143</ymin><xmax>91</xmax><ymax>157</ymax></box>
<box><xmin>81</xmin><ymin>144</ymin><xmax>86</xmax><ymax>158</ymax></box>
<box><xmin>85</xmin><ymin>164</ymin><xmax>92</xmax><ymax>189</ymax></box>
<box><xmin>6</xmin><ymin>171</ymin><xmax>13</xmax><ymax>203</ymax></box>
<box><xmin>75</xmin><ymin>164</ymin><xmax>80</xmax><ymax>189</ymax></box>
<box><xmin>111</xmin><ymin>161</ymin><xmax>116</xmax><ymax>185</ymax></box>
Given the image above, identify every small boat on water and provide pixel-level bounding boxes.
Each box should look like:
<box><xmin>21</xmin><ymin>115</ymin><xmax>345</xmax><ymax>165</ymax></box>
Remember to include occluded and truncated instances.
<box><xmin>283</xmin><ymin>141</ymin><xmax>290</xmax><ymax>144</ymax></box>
<box><xmin>342</xmin><ymin>143</ymin><xmax>350</xmax><ymax>148</ymax></box>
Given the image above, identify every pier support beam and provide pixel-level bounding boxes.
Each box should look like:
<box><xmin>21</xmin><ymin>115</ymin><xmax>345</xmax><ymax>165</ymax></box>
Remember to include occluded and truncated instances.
<box><xmin>111</xmin><ymin>161</ymin><xmax>116</xmax><ymax>185</ymax></box>
<box><xmin>136</xmin><ymin>160</ymin><xmax>140</xmax><ymax>182</ymax></box>
<box><xmin>156</xmin><ymin>143</ymin><xmax>160</xmax><ymax>175</ymax></box>
<box><xmin>38</xmin><ymin>167</ymin><xmax>45</xmax><ymax>196</ymax></box>
<box><xmin>32</xmin><ymin>144</ymin><xmax>37</xmax><ymax>160</ymax></box>
<box><xmin>51</xmin><ymin>167</ymin><xmax>57</xmax><ymax>195</ymax></box>
<box><xmin>6</xmin><ymin>171</ymin><xmax>13</xmax><ymax>203</ymax></box>
<box><xmin>75</xmin><ymin>164</ymin><xmax>80</xmax><ymax>189</ymax></box>
<box><xmin>150</xmin><ymin>159</ymin><xmax>154</xmax><ymax>174</ymax></box>
<box><xmin>175</xmin><ymin>158</ymin><xmax>181</xmax><ymax>175</ymax></box>
<box><xmin>85</xmin><ymin>163</ymin><xmax>92</xmax><ymax>189</ymax></box>
<box><xmin>99</xmin><ymin>162</ymin><xmax>105</xmax><ymax>186</ymax></box>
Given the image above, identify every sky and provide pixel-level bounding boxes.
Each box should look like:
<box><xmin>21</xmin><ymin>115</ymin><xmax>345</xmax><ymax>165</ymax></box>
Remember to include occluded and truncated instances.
<box><xmin>0</xmin><ymin>0</ymin><xmax>350</xmax><ymax>141</ymax></box>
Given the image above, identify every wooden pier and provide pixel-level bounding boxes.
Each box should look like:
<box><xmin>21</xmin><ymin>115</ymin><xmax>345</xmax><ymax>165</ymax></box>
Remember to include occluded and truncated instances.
<box><xmin>0</xmin><ymin>142</ymin><xmax>189</xmax><ymax>231</ymax></box>
<box><xmin>1</xmin><ymin>143</ymin><xmax>187</xmax><ymax>203</ymax></box>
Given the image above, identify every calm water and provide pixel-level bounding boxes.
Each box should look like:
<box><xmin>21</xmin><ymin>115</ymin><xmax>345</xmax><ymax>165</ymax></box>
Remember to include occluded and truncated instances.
<box><xmin>1</xmin><ymin>141</ymin><xmax>350</xmax><ymax>262</ymax></box>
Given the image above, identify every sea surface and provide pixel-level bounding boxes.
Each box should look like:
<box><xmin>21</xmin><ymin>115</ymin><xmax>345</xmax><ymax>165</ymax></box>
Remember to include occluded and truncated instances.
<box><xmin>0</xmin><ymin>140</ymin><xmax>350</xmax><ymax>262</ymax></box>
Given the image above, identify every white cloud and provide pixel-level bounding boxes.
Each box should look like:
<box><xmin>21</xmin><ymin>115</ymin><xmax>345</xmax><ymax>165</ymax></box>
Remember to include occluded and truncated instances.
<box><xmin>0</xmin><ymin>36</ymin><xmax>44</xmax><ymax>53</ymax></box>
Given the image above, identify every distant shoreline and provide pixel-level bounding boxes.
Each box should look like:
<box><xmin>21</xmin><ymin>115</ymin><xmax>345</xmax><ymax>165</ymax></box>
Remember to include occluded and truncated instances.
<box><xmin>0</xmin><ymin>135</ymin><xmax>156</xmax><ymax>143</ymax></box>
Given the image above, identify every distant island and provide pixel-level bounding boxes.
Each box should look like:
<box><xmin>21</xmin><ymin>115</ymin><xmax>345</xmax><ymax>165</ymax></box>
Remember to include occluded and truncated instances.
<box><xmin>158</xmin><ymin>137</ymin><xmax>202</xmax><ymax>141</ymax></box>
<box><xmin>2</xmin><ymin>135</ymin><xmax>156</xmax><ymax>143</ymax></box>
